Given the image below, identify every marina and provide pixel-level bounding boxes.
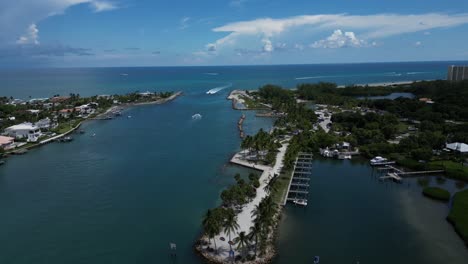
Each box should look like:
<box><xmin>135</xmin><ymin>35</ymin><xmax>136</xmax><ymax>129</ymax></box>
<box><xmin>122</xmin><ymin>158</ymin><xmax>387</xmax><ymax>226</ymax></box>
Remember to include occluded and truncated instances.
<box><xmin>284</xmin><ymin>152</ymin><xmax>314</xmax><ymax>206</ymax></box>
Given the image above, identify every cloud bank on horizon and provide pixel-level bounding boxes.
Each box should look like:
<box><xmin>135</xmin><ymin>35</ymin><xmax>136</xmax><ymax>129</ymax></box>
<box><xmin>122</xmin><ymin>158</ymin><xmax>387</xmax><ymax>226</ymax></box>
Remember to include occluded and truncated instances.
<box><xmin>1</xmin><ymin>0</ymin><xmax>468</xmax><ymax>67</ymax></box>
<box><xmin>206</xmin><ymin>13</ymin><xmax>468</xmax><ymax>53</ymax></box>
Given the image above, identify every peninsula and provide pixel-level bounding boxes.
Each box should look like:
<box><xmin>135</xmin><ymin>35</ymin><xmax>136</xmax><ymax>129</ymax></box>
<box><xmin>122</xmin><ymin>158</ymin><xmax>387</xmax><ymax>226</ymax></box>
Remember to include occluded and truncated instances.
<box><xmin>198</xmin><ymin>79</ymin><xmax>468</xmax><ymax>263</ymax></box>
<box><xmin>0</xmin><ymin>91</ymin><xmax>181</xmax><ymax>156</ymax></box>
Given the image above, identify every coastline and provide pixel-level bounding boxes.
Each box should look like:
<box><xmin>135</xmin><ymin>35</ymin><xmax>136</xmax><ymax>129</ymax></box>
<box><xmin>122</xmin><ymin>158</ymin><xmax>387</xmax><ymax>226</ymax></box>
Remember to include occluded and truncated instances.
<box><xmin>2</xmin><ymin>91</ymin><xmax>182</xmax><ymax>157</ymax></box>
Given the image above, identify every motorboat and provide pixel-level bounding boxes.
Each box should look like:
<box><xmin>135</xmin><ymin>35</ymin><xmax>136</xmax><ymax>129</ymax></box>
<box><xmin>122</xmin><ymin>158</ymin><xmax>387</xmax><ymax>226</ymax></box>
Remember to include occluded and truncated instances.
<box><xmin>370</xmin><ymin>156</ymin><xmax>387</xmax><ymax>165</ymax></box>
<box><xmin>293</xmin><ymin>199</ymin><xmax>307</xmax><ymax>206</ymax></box>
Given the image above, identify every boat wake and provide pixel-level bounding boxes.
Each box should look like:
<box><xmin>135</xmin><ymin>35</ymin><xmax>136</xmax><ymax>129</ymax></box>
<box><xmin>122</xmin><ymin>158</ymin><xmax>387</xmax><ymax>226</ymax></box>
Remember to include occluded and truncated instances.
<box><xmin>206</xmin><ymin>83</ymin><xmax>232</xmax><ymax>95</ymax></box>
<box><xmin>204</xmin><ymin>72</ymin><xmax>219</xmax><ymax>76</ymax></box>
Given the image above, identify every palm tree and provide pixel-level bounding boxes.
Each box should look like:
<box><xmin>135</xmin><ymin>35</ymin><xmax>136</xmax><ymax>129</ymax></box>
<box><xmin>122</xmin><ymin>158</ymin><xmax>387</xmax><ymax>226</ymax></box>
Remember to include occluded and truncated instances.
<box><xmin>235</xmin><ymin>231</ymin><xmax>249</xmax><ymax>259</ymax></box>
<box><xmin>202</xmin><ymin>209</ymin><xmax>220</xmax><ymax>252</ymax></box>
<box><xmin>263</xmin><ymin>175</ymin><xmax>278</xmax><ymax>195</ymax></box>
<box><xmin>248</xmin><ymin>222</ymin><xmax>261</xmax><ymax>258</ymax></box>
<box><xmin>223</xmin><ymin>212</ymin><xmax>240</xmax><ymax>252</ymax></box>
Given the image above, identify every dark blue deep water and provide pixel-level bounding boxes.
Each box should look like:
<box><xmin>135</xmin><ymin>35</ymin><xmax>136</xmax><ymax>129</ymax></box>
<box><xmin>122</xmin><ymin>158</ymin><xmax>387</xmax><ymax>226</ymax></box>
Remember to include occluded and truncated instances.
<box><xmin>0</xmin><ymin>62</ymin><xmax>467</xmax><ymax>263</ymax></box>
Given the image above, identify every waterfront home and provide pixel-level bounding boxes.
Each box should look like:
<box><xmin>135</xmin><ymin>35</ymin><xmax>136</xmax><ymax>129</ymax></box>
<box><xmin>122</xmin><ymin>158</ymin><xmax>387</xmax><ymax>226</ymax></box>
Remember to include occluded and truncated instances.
<box><xmin>35</xmin><ymin>117</ymin><xmax>55</xmax><ymax>130</ymax></box>
<box><xmin>58</xmin><ymin>108</ymin><xmax>74</xmax><ymax>118</ymax></box>
<box><xmin>446</xmin><ymin>142</ymin><xmax>468</xmax><ymax>154</ymax></box>
<box><xmin>4</xmin><ymin>123</ymin><xmax>42</xmax><ymax>142</ymax></box>
<box><xmin>0</xmin><ymin>136</ymin><xmax>15</xmax><ymax>150</ymax></box>
<box><xmin>139</xmin><ymin>91</ymin><xmax>154</xmax><ymax>97</ymax></box>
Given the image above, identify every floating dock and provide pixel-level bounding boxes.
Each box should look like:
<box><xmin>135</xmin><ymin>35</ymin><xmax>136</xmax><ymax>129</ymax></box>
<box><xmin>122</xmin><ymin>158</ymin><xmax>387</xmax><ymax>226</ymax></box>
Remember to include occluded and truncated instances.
<box><xmin>284</xmin><ymin>152</ymin><xmax>313</xmax><ymax>206</ymax></box>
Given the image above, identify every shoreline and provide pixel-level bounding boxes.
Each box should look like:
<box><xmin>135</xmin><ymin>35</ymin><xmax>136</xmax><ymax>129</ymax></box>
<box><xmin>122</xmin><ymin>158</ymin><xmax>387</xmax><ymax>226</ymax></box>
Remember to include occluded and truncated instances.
<box><xmin>2</xmin><ymin>91</ymin><xmax>182</xmax><ymax>157</ymax></box>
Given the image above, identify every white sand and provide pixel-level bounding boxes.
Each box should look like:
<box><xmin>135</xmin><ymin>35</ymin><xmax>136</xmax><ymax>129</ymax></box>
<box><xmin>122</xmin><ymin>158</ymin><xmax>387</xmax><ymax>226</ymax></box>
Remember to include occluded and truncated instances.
<box><xmin>208</xmin><ymin>141</ymin><xmax>289</xmax><ymax>260</ymax></box>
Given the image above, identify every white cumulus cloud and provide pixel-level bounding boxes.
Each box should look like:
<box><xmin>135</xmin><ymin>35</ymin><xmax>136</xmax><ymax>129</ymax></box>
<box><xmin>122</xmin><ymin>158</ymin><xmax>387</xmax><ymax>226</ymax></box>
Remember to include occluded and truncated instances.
<box><xmin>206</xmin><ymin>13</ymin><xmax>468</xmax><ymax>53</ymax></box>
<box><xmin>0</xmin><ymin>0</ymin><xmax>118</xmax><ymax>45</ymax></box>
<box><xmin>311</xmin><ymin>30</ymin><xmax>366</xmax><ymax>48</ymax></box>
<box><xmin>16</xmin><ymin>23</ymin><xmax>39</xmax><ymax>45</ymax></box>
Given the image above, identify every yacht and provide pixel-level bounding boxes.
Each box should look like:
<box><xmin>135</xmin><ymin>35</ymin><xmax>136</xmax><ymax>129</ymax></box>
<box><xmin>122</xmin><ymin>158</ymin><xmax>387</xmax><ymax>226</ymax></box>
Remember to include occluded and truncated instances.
<box><xmin>370</xmin><ymin>156</ymin><xmax>387</xmax><ymax>165</ymax></box>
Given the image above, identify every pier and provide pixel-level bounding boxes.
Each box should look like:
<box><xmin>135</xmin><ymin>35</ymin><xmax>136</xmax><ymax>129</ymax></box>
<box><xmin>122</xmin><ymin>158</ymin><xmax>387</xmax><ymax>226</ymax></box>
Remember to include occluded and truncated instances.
<box><xmin>378</xmin><ymin>164</ymin><xmax>445</xmax><ymax>182</ymax></box>
<box><xmin>283</xmin><ymin>152</ymin><xmax>313</xmax><ymax>205</ymax></box>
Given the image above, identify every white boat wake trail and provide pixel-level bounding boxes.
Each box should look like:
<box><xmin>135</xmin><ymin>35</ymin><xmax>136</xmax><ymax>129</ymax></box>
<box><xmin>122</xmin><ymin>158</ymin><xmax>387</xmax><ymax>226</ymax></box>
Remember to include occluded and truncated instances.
<box><xmin>206</xmin><ymin>83</ymin><xmax>232</xmax><ymax>94</ymax></box>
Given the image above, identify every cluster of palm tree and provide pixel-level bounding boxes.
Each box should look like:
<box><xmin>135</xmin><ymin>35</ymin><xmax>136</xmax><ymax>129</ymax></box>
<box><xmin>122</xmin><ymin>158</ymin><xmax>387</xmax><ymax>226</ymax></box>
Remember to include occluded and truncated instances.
<box><xmin>249</xmin><ymin>196</ymin><xmax>279</xmax><ymax>258</ymax></box>
<box><xmin>201</xmin><ymin>197</ymin><xmax>279</xmax><ymax>261</ymax></box>
<box><xmin>241</xmin><ymin>129</ymin><xmax>281</xmax><ymax>165</ymax></box>
<box><xmin>202</xmin><ymin>207</ymin><xmax>239</xmax><ymax>254</ymax></box>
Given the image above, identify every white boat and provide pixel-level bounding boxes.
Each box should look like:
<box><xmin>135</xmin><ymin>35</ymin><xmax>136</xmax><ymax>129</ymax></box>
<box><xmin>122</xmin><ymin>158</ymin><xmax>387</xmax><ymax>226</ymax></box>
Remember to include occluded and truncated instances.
<box><xmin>292</xmin><ymin>199</ymin><xmax>307</xmax><ymax>206</ymax></box>
<box><xmin>370</xmin><ymin>156</ymin><xmax>387</xmax><ymax>165</ymax></box>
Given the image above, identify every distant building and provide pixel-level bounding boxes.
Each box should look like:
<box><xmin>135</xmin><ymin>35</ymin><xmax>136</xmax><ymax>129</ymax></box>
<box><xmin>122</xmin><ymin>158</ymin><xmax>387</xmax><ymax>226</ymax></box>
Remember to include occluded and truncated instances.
<box><xmin>419</xmin><ymin>98</ymin><xmax>435</xmax><ymax>104</ymax></box>
<box><xmin>50</xmin><ymin>96</ymin><xmax>70</xmax><ymax>103</ymax></box>
<box><xmin>446</xmin><ymin>142</ymin><xmax>468</xmax><ymax>153</ymax></box>
<box><xmin>4</xmin><ymin>123</ymin><xmax>42</xmax><ymax>142</ymax></box>
<box><xmin>448</xmin><ymin>66</ymin><xmax>468</xmax><ymax>81</ymax></box>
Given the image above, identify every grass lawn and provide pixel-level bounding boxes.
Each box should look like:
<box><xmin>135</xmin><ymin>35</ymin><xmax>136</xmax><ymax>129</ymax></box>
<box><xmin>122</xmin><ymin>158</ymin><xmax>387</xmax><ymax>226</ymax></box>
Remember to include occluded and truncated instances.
<box><xmin>270</xmin><ymin>169</ymin><xmax>293</xmax><ymax>204</ymax></box>
<box><xmin>242</xmin><ymin>96</ymin><xmax>270</xmax><ymax>110</ymax></box>
<box><xmin>447</xmin><ymin>189</ymin><xmax>468</xmax><ymax>246</ymax></box>
<box><xmin>428</xmin><ymin>160</ymin><xmax>468</xmax><ymax>181</ymax></box>
<box><xmin>422</xmin><ymin>187</ymin><xmax>451</xmax><ymax>201</ymax></box>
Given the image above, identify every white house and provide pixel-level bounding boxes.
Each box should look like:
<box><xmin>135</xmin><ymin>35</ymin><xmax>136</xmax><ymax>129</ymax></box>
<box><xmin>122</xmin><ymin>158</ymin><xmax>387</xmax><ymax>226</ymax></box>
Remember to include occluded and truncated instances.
<box><xmin>446</xmin><ymin>142</ymin><xmax>468</xmax><ymax>153</ymax></box>
<box><xmin>4</xmin><ymin>123</ymin><xmax>42</xmax><ymax>142</ymax></box>
<box><xmin>35</xmin><ymin>117</ymin><xmax>54</xmax><ymax>130</ymax></box>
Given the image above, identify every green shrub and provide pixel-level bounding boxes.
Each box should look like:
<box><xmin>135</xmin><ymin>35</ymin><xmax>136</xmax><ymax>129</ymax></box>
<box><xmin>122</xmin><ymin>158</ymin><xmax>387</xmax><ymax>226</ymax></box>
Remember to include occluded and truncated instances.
<box><xmin>447</xmin><ymin>190</ymin><xmax>468</xmax><ymax>246</ymax></box>
<box><xmin>422</xmin><ymin>187</ymin><xmax>450</xmax><ymax>201</ymax></box>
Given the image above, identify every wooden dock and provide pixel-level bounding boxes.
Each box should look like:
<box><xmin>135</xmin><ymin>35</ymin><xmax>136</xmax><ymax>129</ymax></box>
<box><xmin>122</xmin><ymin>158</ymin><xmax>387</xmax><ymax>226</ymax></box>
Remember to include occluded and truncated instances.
<box><xmin>379</xmin><ymin>165</ymin><xmax>445</xmax><ymax>182</ymax></box>
<box><xmin>283</xmin><ymin>152</ymin><xmax>313</xmax><ymax>205</ymax></box>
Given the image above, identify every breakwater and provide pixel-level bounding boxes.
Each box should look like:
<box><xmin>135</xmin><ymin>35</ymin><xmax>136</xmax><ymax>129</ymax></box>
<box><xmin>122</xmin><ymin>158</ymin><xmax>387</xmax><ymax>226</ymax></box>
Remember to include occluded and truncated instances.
<box><xmin>238</xmin><ymin>114</ymin><xmax>246</xmax><ymax>138</ymax></box>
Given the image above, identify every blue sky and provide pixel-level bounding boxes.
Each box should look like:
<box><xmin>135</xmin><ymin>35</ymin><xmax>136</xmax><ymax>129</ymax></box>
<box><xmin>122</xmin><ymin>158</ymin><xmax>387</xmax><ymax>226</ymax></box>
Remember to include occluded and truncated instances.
<box><xmin>1</xmin><ymin>0</ymin><xmax>468</xmax><ymax>67</ymax></box>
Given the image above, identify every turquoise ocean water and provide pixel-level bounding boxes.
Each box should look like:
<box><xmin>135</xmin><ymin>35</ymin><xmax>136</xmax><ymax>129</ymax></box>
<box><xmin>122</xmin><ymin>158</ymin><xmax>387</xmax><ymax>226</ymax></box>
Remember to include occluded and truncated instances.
<box><xmin>0</xmin><ymin>62</ymin><xmax>467</xmax><ymax>263</ymax></box>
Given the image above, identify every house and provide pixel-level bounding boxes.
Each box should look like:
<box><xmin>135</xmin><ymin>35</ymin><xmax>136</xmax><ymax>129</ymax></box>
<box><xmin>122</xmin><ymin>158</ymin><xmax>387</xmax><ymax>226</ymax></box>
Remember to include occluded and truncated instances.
<box><xmin>0</xmin><ymin>136</ymin><xmax>15</xmax><ymax>150</ymax></box>
<box><xmin>419</xmin><ymin>98</ymin><xmax>435</xmax><ymax>104</ymax></box>
<box><xmin>43</xmin><ymin>103</ymin><xmax>54</xmax><ymax>109</ymax></box>
<box><xmin>336</xmin><ymin>142</ymin><xmax>351</xmax><ymax>150</ymax></box>
<box><xmin>139</xmin><ymin>91</ymin><xmax>154</xmax><ymax>97</ymax></box>
<box><xmin>58</xmin><ymin>108</ymin><xmax>74</xmax><ymax>118</ymax></box>
<box><xmin>35</xmin><ymin>117</ymin><xmax>54</xmax><ymax>130</ymax></box>
<box><xmin>446</xmin><ymin>142</ymin><xmax>468</xmax><ymax>153</ymax></box>
<box><xmin>50</xmin><ymin>96</ymin><xmax>70</xmax><ymax>103</ymax></box>
<box><xmin>27</xmin><ymin>109</ymin><xmax>40</xmax><ymax>115</ymax></box>
<box><xmin>4</xmin><ymin>123</ymin><xmax>42</xmax><ymax>142</ymax></box>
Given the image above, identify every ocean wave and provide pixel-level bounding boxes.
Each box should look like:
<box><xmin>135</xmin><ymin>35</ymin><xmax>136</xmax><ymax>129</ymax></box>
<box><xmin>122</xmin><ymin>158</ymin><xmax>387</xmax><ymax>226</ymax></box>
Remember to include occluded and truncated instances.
<box><xmin>206</xmin><ymin>83</ymin><xmax>232</xmax><ymax>94</ymax></box>
<box><xmin>204</xmin><ymin>72</ymin><xmax>219</xmax><ymax>76</ymax></box>
<box><xmin>406</xmin><ymin>72</ymin><xmax>427</xmax><ymax>75</ymax></box>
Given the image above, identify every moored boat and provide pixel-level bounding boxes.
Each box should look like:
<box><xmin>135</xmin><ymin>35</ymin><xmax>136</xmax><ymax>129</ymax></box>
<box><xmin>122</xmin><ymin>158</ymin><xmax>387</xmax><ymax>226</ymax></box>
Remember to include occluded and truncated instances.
<box><xmin>293</xmin><ymin>199</ymin><xmax>308</xmax><ymax>206</ymax></box>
